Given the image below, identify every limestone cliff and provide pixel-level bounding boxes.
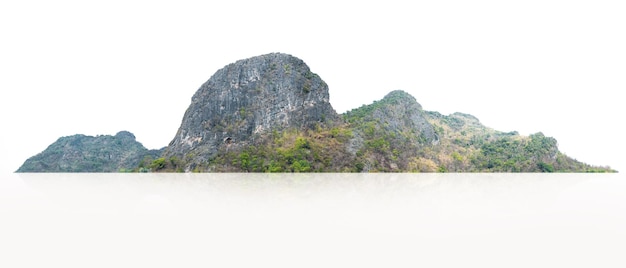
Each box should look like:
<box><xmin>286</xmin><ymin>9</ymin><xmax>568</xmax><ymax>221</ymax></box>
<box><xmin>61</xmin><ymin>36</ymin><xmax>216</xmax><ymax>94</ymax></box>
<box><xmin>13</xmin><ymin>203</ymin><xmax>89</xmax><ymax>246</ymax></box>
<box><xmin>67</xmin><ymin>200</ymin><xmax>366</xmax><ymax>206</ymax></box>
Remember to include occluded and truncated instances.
<box><xmin>163</xmin><ymin>53</ymin><xmax>339</xmax><ymax>171</ymax></box>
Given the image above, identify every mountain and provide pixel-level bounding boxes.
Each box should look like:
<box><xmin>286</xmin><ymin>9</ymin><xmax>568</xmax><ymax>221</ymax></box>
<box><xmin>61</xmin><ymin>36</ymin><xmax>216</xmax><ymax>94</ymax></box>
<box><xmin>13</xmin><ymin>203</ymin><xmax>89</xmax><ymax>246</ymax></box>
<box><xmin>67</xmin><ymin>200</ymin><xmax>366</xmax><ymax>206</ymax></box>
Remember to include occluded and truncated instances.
<box><xmin>16</xmin><ymin>131</ymin><xmax>162</xmax><ymax>172</ymax></box>
<box><xmin>343</xmin><ymin>90</ymin><xmax>439</xmax><ymax>172</ymax></box>
<box><xmin>163</xmin><ymin>53</ymin><xmax>340</xmax><ymax>171</ymax></box>
<box><xmin>17</xmin><ymin>53</ymin><xmax>615</xmax><ymax>173</ymax></box>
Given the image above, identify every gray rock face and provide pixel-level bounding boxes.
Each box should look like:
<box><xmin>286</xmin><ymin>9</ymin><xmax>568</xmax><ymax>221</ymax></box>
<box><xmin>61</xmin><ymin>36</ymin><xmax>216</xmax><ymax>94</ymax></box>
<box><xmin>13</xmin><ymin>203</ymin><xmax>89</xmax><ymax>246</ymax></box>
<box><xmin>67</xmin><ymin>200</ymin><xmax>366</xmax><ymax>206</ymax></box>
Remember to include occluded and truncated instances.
<box><xmin>372</xmin><ymin>90</ymin><xmax>437</xmax><ymax>143</ymax></box>
<box><xmin>345</xmin><ymin>90</ymin><xmax>437</xmax><ymax>145</ymax></box>
<box><xmin>342</xmin><ymin>90</ymin><xmax>439</xmax><ymax>171</ymax></box>
<box><xmin>164</xmin><ymin>53</ymin><xmax>338</xmax><ymax>168</ymax></box>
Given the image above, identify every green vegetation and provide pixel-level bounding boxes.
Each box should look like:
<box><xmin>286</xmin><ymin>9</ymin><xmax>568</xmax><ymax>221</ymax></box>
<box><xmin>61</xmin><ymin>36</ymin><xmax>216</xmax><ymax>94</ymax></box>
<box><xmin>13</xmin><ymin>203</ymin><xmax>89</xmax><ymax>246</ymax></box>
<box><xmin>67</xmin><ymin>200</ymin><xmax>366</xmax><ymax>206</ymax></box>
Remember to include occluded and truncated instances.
<box><xmin>163</xmin><ymin>126</ymin><xmax>356</xmax><ymax>173</ymax></box>
<box><xmin>283</xmin><ymin>64</ymin><xmax>291</xmax><ymax>74</ymax></box>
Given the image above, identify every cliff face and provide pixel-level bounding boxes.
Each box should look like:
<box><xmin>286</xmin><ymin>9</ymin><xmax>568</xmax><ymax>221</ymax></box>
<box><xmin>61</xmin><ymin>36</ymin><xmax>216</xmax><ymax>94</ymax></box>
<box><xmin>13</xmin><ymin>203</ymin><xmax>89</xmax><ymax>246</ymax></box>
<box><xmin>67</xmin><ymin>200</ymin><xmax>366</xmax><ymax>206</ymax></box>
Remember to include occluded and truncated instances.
<box><xmin>163</xmin><ymin>53</ymin><xmax>338</xmax><ymax>171</ymax></box>
<box><xmin>16</xmin><ymin>131</ymin><xmax>161</xmax><ymax>172</ymax></box>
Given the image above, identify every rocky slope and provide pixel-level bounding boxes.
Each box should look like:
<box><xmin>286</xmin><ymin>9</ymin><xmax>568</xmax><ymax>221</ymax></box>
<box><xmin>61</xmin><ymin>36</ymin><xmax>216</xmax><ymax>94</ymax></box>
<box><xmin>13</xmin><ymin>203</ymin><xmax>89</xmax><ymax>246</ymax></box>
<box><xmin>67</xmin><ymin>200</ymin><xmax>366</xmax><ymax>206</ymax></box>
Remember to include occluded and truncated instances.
<box><xmin>342</xmin><ymin>90</ymin><xmax>438</xmax><ymax>171</ymax></box>
<box><xmin>16</xmin><ymin>131</ymin><xmax>162</xmax><ymax>172</ymax></box>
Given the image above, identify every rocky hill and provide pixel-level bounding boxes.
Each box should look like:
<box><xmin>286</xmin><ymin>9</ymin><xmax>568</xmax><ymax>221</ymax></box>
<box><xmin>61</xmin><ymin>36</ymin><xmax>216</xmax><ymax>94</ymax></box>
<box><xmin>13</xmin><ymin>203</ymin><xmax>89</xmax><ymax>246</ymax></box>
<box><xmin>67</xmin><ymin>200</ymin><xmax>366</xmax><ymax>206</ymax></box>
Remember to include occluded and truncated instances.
<box><xmin>342</xmin><ymin>90</ymin><xmax>439</xmax><ymax>172</ymax></box>
<box><xmin>163</xmin><ymin>53</ymin><xmax>340</xmax><ymax>171</ymax></box>
<box><xmin>17</xmin><ymin>53</ymin><xmax>616</xmax><ymax>173</ymax></box>
<box><xmin>16</xmin><ymin>131</ymin><xmax>162</xmax><ymax>172</ymax></box>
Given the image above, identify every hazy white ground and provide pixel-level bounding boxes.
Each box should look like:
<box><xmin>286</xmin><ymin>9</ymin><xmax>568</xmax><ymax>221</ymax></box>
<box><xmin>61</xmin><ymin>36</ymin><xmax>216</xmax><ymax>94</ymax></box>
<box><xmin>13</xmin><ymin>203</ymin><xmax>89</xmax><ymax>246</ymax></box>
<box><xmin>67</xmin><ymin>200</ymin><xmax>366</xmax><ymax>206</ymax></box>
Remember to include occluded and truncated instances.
<box><xmin>1</xmin><ymin>173</ymin><xmax>625</xmax><ymax>268</ymax></box>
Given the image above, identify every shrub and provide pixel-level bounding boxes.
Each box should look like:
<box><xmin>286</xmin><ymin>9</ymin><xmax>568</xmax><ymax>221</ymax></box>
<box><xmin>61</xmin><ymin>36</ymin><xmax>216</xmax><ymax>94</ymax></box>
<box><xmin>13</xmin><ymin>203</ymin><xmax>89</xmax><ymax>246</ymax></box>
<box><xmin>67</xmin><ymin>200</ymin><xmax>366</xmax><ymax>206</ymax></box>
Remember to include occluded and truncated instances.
<box><xmin>150</xmin><ymin>157</ymin><xmax>167</xmax><ymax>171</ymax></box>
<box><xmin>538</xmin><ymin>162</ymin><xmax>555</xmax><ymax>173</ymax></box>
<box><xmin>291</xmin><ymin>160</ymin><xmax>311</xmax><ymax>172</ymax></box>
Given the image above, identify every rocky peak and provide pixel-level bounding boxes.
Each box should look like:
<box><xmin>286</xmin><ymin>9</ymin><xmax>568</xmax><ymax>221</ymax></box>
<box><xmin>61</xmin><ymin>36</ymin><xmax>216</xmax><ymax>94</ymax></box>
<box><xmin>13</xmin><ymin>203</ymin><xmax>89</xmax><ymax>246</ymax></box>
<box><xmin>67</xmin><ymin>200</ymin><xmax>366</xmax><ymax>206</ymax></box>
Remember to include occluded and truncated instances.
<box><xmin>380</xmin><ymin>90</ymin><xmax>423</xmax><ymax>110</ymax></box>
<box><xmin>346</xmin><ymin>89</ymin><xmax>437</xmax><ymax>144</ymax></box>
<box><xmin>115</xmin><ymin>130</ymin><xmax>136</xmax><ymax>141</ymax></box>
<box><xmin>164</xmin><ymin>53</ymin><xmax>339</xmax><ymax>168</ymax></box>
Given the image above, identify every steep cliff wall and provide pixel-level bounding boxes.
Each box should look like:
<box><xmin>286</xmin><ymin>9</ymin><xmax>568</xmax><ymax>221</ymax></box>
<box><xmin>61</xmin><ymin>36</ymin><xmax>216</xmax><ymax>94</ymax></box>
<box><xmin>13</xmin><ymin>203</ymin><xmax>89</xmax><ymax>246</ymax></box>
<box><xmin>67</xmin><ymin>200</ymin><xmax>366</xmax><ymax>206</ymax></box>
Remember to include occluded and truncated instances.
<box><xmin>163</xmin><ymin>53</ymin><xmax>339</xmax><ymax>170</ymax></box>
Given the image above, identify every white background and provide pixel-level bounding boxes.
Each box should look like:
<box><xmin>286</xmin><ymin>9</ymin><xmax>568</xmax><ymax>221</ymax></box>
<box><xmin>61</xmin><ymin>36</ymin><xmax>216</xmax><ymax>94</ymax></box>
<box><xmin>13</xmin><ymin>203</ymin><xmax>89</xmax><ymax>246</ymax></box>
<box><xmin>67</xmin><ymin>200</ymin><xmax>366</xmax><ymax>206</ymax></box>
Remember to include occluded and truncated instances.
<box><xmin>1</xmin><ymin>0</ymin><xmax>624</xmax><ymax>173</ymax></box>
<box><xmin>1</xmin><ymin>173</ymin><xmax>625</xmax><ymax>268</ymax></box>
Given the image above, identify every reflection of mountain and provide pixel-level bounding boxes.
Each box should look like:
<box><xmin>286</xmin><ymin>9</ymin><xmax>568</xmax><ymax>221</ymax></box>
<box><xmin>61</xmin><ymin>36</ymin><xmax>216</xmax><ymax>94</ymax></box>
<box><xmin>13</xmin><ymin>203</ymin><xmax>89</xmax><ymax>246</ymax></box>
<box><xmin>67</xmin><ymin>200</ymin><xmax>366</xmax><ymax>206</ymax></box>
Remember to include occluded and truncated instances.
<box><xmin>18</xmin><ymin>173</ymin><xmax>591</xmax><ymax>211</ymax></box>
<box><xmin>17</xmin><ymin>53</ymin><xmax>615</xmax><ymax>172</ymax></box>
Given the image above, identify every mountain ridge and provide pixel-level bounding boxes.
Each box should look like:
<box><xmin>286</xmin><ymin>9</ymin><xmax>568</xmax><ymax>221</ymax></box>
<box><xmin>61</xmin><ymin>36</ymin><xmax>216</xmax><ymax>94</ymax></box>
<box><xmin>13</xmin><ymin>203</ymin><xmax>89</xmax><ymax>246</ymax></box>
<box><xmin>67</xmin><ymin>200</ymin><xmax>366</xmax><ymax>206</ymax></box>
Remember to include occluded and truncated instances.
<box><xmin>16</xmin><ymin>53</ymin><xmax>616</xmax><ymax>173</ymax></box>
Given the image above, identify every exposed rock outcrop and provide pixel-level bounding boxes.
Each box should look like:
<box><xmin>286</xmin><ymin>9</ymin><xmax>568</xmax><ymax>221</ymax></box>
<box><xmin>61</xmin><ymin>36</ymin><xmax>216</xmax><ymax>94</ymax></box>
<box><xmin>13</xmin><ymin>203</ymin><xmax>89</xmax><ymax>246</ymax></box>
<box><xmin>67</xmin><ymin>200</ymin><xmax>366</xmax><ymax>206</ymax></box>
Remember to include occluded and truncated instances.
<box><xmin>342</xmin><ymin>90</ymin><xmax>438</xmax><ymax>171</ymax></box>
<box><xmin>163</xmin><ymin>53</ymin><xmax>339</xmax><ymax>170</ymax></box>
<box><xmin>348</xmin><ymin>90</ymin><xmax>437</xmax><ymax>142</ymax></box>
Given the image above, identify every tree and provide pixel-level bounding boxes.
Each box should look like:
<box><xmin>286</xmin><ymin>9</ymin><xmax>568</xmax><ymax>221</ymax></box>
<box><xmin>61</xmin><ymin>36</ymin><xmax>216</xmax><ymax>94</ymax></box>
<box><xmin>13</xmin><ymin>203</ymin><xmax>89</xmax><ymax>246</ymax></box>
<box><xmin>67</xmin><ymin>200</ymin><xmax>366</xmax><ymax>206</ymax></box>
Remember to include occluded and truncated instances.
<box><xmin>538</xmin><ymin>162</ymin><xmax>555</xmax><ymax>173</ymax></box>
